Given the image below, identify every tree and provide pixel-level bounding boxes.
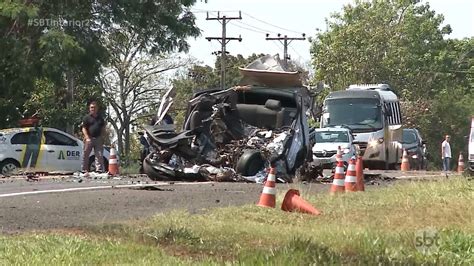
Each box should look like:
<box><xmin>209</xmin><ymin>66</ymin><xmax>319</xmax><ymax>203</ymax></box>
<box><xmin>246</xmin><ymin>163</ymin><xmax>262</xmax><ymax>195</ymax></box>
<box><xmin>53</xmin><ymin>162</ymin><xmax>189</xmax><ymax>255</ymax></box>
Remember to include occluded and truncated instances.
<box><xmin>0</xmin><ymin>0</ymin><xmax>200</xmax><ymax>128</ymax></box>
<box><xmin>310</xmin><ymin>0</ymin><xmax>473</xmax><ymax>169</ymax></box>
<box><xmin>0</xmin><ymin>2</ymin><xmax>40</xmax><ymax>128</ymax></box>
<box><xmin>99</xmin><ymin>29</ymin><xmax>193</xmax><ymax>163</ymax></box>
<box><xmin>23</xmin><ymin>78</ymin><xmax>103</xmax><ymax>133</ymax></box>
<box><xmin>310</xmin><ymin>0</ymin><xmax>452</xmax><ymax>98</ymax></box>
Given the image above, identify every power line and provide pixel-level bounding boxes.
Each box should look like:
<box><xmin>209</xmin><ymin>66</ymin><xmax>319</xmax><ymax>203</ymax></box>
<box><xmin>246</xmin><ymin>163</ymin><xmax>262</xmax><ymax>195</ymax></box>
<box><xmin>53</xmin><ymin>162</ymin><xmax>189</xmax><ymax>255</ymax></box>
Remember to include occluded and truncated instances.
<box><xmin>270</xmin><ymin>40</ymin><xmax>283</xmax><ymax>53</ymax></box>
<box><xmin>289</xmin><ymin>43</ymin><xmax>305</xmax><ymax>60</ymax></box>
<box><xmin>229</xmin><ymin>21</ymin><xmax>267</xmax><ymax>34</ymax></box>
<box><xmin>266</xmin><ymin>34</ymin><xmax>306</xmax><ymax>67</ymax></box>
<box><xmin>233</xmin><ymin>20</ymin><xmax>279</xmax><ymax>34</ymax></box>
<box><xmin>193</xmin><ymin>9</ymin><xmax>304</xmax><ymax>35</ymax></box>
<box><xmin>242</xmin><ymin>11</ymin><xmax>303</xmax><ymax>35</ymax></box>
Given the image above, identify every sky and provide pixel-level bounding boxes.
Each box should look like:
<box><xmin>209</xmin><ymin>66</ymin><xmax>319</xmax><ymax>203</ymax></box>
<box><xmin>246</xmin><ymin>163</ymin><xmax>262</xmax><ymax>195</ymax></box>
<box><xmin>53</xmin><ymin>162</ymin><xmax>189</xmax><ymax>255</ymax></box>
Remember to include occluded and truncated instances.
<box><xmin>186</xmin><ymin>0</ymin><xmax>474</xmax><ymax>67</ymax></box>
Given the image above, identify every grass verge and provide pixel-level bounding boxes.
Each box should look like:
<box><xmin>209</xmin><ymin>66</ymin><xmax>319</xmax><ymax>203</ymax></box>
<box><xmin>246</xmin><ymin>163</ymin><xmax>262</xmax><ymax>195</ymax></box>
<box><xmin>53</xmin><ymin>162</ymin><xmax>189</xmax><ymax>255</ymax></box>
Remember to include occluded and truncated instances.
<box><xmin>1</xmin><ymin>177</ymin><xmax>473</xmax><ymax>265</ymax></box>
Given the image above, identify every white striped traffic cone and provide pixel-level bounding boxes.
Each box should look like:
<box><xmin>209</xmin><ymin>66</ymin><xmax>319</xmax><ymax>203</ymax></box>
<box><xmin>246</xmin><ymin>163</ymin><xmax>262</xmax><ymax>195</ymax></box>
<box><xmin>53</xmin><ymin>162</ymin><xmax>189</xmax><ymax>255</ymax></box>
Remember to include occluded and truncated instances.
<box><xmin>330</xmin><ymin>160</ymin><xmax>345</xmax><ymax>195</ymax></box>
<box><xmin>257</xmin><ymin>167</ymin><xmax>277</xmax><ymax>208</ymax></box>
<box><xmin>344</xmin><ymin>157</ymin><xmax>357</xmax><ymax>192</ymax></box>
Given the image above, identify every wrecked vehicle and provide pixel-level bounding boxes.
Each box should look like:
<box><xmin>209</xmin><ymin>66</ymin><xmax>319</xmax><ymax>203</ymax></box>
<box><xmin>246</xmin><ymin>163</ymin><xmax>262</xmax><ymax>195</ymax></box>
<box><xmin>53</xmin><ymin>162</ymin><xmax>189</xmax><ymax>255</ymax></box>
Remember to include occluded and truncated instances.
<box><xmin>142</xmin><ymin>55</ymin><xmax>315</xmax><ymax>182</ymax></box>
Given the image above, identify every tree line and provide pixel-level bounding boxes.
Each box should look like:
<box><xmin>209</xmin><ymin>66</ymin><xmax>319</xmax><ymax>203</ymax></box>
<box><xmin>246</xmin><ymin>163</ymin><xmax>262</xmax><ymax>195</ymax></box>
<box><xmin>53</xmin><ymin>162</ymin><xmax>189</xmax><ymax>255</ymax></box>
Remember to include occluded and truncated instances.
<box><xmin>1</xmin><ymin>0</ymin><xmax>472</xmax><ymax>169</ymax></box>
<box><xmin>310</xmin><ymin>0</ymin><xmax>473</xmax><ymax>169</ymax></box>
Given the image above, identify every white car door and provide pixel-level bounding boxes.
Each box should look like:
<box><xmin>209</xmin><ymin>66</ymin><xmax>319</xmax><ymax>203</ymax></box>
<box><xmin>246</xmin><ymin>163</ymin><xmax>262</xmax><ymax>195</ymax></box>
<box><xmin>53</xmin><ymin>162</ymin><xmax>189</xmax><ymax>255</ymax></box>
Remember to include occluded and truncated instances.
<box><xmin>43</xmin><ymin>130</ymin><xmax>82</xmax><ymax>172</ymax></box>
<box><xmin>9</xmin><ymin>128</ymin><xmax>47</xmax><ymax>172</ymax></box>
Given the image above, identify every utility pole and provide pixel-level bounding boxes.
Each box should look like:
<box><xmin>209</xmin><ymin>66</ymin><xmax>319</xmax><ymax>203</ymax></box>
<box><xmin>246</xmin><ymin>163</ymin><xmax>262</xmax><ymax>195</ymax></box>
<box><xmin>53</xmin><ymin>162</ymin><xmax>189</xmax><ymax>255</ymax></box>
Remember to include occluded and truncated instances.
<box><xmin>265</xmin><ymin>33</ymin><xmax>306</xmax><ymax>67</ymax></box>
<box><xmin>206</xmin><ymin>11</ymin><xmax>242</xmax><ymax>89</ymax></box>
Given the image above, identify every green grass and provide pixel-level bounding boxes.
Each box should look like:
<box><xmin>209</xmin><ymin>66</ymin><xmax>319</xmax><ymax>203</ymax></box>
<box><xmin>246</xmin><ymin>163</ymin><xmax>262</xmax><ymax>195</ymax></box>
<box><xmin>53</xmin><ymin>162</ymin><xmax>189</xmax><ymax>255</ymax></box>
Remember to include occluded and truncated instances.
<box><xmin>0</xmin><ymin>233</ymin><xmax>188</xmax><ymax>265</ymax></box>
<box><xmin>1</xmin><ymin>177</ymin><xmax>473</xmax><ymax>265</ymax></box>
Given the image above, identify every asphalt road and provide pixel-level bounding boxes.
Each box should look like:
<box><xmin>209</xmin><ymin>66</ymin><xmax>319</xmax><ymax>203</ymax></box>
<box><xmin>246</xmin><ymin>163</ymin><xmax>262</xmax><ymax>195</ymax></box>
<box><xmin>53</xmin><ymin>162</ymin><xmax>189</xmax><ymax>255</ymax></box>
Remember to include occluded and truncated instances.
<box><xmin>0</xmin><ymin>175</ymin><xmax>328</xmax><ymax>233</ymax></box>
<box><xmin>0</xmin><ymin>170</ymin><xmax>445</xmax><ymax>233</ymax></box>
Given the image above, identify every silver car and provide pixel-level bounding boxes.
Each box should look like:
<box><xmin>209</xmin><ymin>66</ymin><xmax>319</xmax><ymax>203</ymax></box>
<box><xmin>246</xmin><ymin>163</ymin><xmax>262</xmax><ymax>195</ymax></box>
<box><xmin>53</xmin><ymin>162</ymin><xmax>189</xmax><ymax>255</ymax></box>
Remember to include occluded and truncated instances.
<box><xmin>311</xmin><ymin>127</ymin><xmax>357</xmax><ymax>169</ymax></box>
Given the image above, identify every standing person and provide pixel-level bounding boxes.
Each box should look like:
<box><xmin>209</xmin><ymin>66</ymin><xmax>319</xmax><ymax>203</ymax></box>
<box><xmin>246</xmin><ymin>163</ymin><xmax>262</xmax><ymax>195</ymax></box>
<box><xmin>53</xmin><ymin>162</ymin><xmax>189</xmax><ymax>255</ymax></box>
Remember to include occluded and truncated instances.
<box><xmin>81</xmin><ymin>101</ymin><xmax>106</xmax><ymax>176</ymax></box>
<box><xmin>441</xmin><ymin>134</ymin><xmax>452</xmax><ymax>174</ymax></box>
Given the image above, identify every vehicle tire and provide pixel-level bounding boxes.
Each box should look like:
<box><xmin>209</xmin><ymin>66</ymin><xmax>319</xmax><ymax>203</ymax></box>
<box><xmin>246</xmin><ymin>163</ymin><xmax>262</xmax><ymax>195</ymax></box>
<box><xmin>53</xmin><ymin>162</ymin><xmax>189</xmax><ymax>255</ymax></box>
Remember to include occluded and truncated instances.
<box><xmin>88</xmin><ymin>156</ymin><xmax>109</xmax><ymax>172</ymax></box>
<box><xmin>235</xmin><ymin>149</ymin><xmax>265</xmax><ymax>176</ymax></box>
<box><xmin>0</xmin><ymin>159</ymin><xmax>21</xmax><ymax>176</ymax></box>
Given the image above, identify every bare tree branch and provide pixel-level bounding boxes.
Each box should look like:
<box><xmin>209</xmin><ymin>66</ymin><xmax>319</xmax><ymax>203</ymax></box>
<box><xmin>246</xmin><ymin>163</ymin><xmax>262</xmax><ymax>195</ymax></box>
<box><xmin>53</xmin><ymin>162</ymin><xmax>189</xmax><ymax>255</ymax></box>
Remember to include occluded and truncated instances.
<box><xmin>98</xmin><ymin>30</ymin><xmax>191</xmax><ymax>158</ymax></box>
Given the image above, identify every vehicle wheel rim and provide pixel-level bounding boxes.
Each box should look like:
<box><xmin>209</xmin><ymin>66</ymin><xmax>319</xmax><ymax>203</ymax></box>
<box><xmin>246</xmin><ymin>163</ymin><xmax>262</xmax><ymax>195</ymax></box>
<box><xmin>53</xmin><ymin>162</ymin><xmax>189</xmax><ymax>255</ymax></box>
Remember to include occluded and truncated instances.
<box><xmin>2</xmin><ymin>163</ymin><xmax>17</xmax><ymax>175</ymax></box>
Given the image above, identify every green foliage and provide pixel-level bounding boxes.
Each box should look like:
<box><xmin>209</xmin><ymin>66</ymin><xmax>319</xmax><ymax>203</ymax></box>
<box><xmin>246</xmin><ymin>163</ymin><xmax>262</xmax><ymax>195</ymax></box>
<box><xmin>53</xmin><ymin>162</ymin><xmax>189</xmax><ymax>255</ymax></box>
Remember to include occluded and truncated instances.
<box><xmin>1</xmin><ymin>0</ymin><xmax>200</xmax><ymax>129</ymax></box>
<box><xmin>0</xmin><ymin>2</ymin><xmax>40</xmax><ymax>128</ymax></box>
<box><xmin>23</xmin><ymin>78</ymin><xmax>102</xmax><ymax>133</ymax></box>
<box><xmin>311</xmin><ymin>0</ymin><xmax>452</xmax><ymax>97</ymax></box>
<box><xmin>307</xmin><ymin>117</ymin><xmax>319</xmax><ymax>128</ymax></box>
<box><xmin>418</xmin><ymin>88</ymin><xmax>473</xmax><ymax>169</ymax></box>
<box><xmin>311</xmin><ymin>0</ymin><xmax>473</xmax><ymax>170</ymax></box>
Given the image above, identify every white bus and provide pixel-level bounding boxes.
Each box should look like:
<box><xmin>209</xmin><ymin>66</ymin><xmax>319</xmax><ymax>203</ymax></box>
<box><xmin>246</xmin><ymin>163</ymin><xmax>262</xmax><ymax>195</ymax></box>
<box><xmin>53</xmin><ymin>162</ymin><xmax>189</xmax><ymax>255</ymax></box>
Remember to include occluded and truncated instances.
<box><xmin>320</xmin><ymin>84</ymin><xmax>403</xmax><ymax>169</ymax></box>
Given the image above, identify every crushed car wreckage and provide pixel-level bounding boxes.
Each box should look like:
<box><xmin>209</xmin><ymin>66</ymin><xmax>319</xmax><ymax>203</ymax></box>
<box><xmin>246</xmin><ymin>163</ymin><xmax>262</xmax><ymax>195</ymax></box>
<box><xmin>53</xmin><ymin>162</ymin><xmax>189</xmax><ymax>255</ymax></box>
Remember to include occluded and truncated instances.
<box><xmin>142</xmin><ymin>55</ymin><xmax>317</xmax><ymax>183</ymax></box>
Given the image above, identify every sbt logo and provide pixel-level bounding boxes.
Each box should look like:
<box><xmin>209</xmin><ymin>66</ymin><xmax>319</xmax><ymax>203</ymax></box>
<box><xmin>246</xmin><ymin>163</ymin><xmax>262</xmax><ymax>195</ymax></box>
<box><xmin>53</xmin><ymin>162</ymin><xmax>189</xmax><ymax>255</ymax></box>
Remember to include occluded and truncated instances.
<box><xmin>414</xmin><ymin>227</ymin><xmax>440</xmax><ymax>254</ymax></box>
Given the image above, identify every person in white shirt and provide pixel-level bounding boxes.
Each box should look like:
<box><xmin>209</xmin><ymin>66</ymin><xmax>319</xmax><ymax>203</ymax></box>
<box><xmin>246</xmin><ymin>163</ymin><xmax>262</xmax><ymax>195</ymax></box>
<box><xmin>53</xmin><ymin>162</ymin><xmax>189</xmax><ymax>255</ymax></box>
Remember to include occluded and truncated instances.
<box><xmin>441</xmin><ymin>135</ymin><xmax>452</xmax><ymax>172</ymax></box>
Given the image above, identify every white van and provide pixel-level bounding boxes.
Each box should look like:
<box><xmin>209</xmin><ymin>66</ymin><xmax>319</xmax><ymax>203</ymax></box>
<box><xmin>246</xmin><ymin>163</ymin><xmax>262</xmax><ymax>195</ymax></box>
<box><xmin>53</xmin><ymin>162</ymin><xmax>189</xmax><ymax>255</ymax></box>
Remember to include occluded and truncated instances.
<box><xmin>321</xmin><ymin>84</ymin><xmax>403</xmax><ymax>170</ymax></box>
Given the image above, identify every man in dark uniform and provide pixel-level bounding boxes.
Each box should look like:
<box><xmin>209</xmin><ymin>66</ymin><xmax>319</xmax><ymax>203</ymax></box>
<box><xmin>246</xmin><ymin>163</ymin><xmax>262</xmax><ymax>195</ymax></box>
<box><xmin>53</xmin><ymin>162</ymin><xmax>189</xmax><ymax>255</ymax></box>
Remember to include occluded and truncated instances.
<box><xmin>81</xmin><ymin>100</ymin><xmax>106</xmax><ymax>176</ymax></box>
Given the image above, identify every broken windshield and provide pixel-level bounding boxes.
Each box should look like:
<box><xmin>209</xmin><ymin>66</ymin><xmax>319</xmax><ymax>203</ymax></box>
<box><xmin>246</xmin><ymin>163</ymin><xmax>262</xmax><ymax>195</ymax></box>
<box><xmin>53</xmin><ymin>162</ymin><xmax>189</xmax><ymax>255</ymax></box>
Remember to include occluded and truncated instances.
<box><xmin>324</xmin><ymin>98</ymin><xmax>382</xmax><ymax>130</ymax></box>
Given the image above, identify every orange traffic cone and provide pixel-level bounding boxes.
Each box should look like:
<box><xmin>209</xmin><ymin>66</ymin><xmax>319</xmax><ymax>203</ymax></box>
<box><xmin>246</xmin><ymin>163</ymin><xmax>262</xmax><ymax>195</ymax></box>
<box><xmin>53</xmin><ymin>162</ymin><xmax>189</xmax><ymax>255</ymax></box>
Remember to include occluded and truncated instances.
<box><xmin>401</xmin><ymin>149</ymin><xmax>410</xmax><ymax>171</ymax></box>
<box><xmin>257</xmin><ymin>166</ymin><xmax>277</xmax><ymax>208</ymax></box>
<box><xmin>345</xmin><ymin>157</ymin><xmax>357</xmax><ymax>192</ymax></box>
<box><xmin>108</xmin><ymin>147</ymin><xmax>119</xmax><ymax>176</ymax></box>
<box><xmin>330</xmin><ymin>160</ymin><xmax>345</xmax><ymax>195</ymax></box>
<box><xmin>281</xmin><ymin>189</ymin><xmax>321</xmax><ymax>215</ymax></box>
<box><xmin>457</xmin><ymin>153</ymin><xmax>465</xmax><ymax>173</ymax></box>
<box><xmin>355</xmin><ymin>155</ymin><xmax>365</xmax><ymax>191</ymax></box>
